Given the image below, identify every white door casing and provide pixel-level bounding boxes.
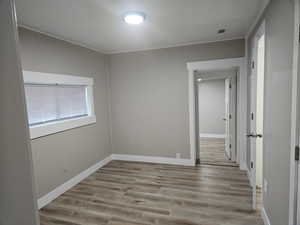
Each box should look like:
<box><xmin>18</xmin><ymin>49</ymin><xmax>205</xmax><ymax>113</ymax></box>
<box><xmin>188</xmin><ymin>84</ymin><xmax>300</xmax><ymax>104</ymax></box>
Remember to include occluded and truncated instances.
<box><xmin>230</xmin><ymin>75</ymin><xmax>237</xmax><ymax>162</ymax></box>
<box><xmin>187</xmin><ymin>58</ymin><xmax>246</xmax><ymax>169</ymax></box>
<box><xmin>256</xmin><ymin>34</ymin><xmax>265</xmax><ymax>188</ymax></box>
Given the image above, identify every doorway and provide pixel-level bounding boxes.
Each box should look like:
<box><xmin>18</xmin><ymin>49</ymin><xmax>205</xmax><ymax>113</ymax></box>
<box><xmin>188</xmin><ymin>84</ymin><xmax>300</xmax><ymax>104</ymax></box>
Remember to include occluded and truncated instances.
<box><xmin>248</xmin><ymin>21</ymin><xmax>266</xmax><ymax>210</ymax></box>
<box><xmin>187</xmin><ymin>57</ymin><xmax>247</xmax><ymax>168</ymax></box>
<box><xmin>196</xmin><ymin>70</ymin><xmax>237</xmax><ymax>167</ymax></box>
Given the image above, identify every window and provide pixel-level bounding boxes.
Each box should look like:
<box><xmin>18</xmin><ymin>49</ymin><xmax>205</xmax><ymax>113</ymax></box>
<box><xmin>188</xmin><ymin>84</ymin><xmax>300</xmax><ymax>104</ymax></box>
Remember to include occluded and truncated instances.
<box><xmin>23</xmin><ymin>71</ymin><xmax>96</xmax><ymax>139</ymax></box>
<box><xmin>25</xmin><ymin>84</ymin><xmax>88</xmax><ymax>126</ymax></box>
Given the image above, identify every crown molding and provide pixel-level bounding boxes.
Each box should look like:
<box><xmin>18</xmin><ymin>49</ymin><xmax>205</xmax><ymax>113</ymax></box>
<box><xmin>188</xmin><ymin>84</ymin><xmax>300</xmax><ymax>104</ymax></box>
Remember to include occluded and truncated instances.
<box><xmin>18</xmin><ymin>24</ymin><xmax>244</xmax><ymax>55</ymax></box>
<box><xmin>107</xmin><ymin>36</ymin><xmax>245</xmax><ymax>55</ymax></box>
<box><xmin>18</xmin><ymin>24</ymin><xmax>109</xmax><ymax>54</ymax></box>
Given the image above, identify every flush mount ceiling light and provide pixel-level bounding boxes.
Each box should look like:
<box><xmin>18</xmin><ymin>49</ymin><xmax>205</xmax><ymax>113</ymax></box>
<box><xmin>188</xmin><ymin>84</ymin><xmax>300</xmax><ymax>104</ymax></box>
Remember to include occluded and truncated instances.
<box><xmin>123</xmin><ymin>12</ymin><xmax>145</xmax><ymax>25</ymax></box>
<box><xmin>197</xmin><ymin>78</ymin><xmax>203</xmax><ymax>82</ymax></box>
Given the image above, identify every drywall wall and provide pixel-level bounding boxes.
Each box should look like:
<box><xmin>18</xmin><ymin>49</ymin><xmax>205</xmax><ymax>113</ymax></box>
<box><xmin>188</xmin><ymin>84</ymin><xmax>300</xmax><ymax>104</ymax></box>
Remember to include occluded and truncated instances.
<box><xmin>18</xmin><ymin>27</ymin><xmax>111</xmax><ymax>198</ymax></box>
<box><xmin>198</xmin><ymin>79</ymin><xmax>226</xmax><ymax>135</ymax></box>
<box><xmin>247</xmin><ymin>0</ymin><xmax>294</xmax><ymax>224</ymax></box>
<box><xmin>0</xmin><ymin>1</ymin><xmax>39</xmax><ymax>224</ymax></box>
<box><xmin>109</xmin><ymin>39</ymin><xmax>244</xmax><ymax>159</ymax></box>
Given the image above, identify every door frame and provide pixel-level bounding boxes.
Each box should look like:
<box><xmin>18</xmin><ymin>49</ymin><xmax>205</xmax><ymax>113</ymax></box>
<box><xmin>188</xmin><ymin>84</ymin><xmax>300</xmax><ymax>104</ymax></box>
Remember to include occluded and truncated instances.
<box><xmin>187</xmin><ymin>57</ymin><xmax>247</xmax><ymax>169</ymax></box>
<box><xmin>289</xmin><ymin>0</ymin><xmax>300</xmax><ymax>224</ymax></box>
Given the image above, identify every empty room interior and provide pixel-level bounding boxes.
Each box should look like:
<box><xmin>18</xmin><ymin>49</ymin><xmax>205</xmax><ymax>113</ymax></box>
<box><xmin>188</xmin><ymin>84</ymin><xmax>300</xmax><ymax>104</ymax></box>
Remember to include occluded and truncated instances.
<box><xmin>1</xmin><ymin>0</ymin><xmax>300</xmax><ymax>225</ymax></box>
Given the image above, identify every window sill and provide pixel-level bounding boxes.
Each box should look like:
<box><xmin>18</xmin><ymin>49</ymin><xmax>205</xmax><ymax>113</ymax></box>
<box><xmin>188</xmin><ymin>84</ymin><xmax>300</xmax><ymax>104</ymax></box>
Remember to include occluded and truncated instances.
<box><xmin>29</xmin><ymin>115</ymin><xmax>96</xmax><ymax>139</ymax></box>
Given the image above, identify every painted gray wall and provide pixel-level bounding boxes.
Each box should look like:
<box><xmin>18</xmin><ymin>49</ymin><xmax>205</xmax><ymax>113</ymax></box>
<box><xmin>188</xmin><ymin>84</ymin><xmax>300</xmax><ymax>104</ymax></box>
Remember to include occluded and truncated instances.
<box><xmin>198</xmin><ymin>79</ymin><xmax>225</xmax><ymax>135</ymax></box>
<box><xmin>109</xmin><ymin>40</ymin><xmax>244</xmax><ymax>159</ymax></box>
<box><xmin>0</xmin><ymin>1</ymin><xmax>39</xmax><ymax>224</ymax></box>
<box><xmin>247</xmin><ymin>0</ymin><xmax>294</xmax><ymax>224</ymax></box>
<box><xmin>18</xmin><ymin>28</ymin><xmax>111</xmax><ymax>198</ymax></box>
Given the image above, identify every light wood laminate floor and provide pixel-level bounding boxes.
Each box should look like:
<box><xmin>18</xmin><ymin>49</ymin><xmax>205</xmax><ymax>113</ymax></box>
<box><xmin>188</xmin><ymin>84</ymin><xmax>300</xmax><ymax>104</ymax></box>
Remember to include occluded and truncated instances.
<box><xmin>40</xmin><ymin>160</ymin><xmax>263</xmax><ymax>225</ymax></box>
<box><xmin>199</xmin><ymin>137</ymin><xmax>238</xmax><ymax>167</ymax></box>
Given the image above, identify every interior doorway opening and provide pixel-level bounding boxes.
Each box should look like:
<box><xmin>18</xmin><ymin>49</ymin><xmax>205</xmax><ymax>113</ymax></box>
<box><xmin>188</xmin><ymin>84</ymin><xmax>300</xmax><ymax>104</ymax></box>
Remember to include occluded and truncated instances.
<box><xmin>195</xmin><ymin>69</ymin><xmax>238</xmax><ymax>167</ymax></box>
<box><xmin>187</xmin><ymin>57</ymin><xmax>246</xmax><ymax>169</ymax></box>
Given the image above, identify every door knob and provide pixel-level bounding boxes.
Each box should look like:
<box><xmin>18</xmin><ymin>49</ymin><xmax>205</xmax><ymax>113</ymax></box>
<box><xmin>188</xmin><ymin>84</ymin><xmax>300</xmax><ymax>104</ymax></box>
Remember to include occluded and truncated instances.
<box><xmin>246</xmin><ymin>133</ymin><xmax>253</xmax><ymax>137</ymax></box>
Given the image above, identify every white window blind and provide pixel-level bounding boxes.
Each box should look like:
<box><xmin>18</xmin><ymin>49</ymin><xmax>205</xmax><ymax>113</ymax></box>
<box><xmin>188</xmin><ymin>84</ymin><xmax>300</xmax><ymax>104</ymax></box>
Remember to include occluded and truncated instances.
<box><xmin>23</xmin><ymin>71</ymin><xmax>96</xmax><ymax>139</ymax></box>
<box><xmin>24</xmin><ymin>84</ymin><xmax>88</xmax><ymax>126</ymax></box>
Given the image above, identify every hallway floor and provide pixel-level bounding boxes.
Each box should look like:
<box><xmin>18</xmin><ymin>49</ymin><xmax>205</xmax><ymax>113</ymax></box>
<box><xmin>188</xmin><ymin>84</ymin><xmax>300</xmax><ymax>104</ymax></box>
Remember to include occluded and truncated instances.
<box><xmin>199</xmin><ymin>137</ymin><xmax>238</xmax><ymax>167</ymax></box>
<box><xmin>39</xmin><ymin>160</ymin><xmax>263</xmax><ymax>225</ymax></box>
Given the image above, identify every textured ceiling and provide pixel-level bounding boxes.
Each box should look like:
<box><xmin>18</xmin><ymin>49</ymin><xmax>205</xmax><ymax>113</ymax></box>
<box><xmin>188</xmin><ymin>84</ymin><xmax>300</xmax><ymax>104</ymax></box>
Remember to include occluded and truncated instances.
<box><xmin>15</xmin><ymin>0</ymin><xmax>264</xmax><ymax>54</ymax></box>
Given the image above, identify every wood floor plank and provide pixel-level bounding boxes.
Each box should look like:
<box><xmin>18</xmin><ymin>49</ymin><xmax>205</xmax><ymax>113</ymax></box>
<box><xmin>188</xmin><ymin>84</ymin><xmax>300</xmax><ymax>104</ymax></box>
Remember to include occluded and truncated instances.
<box><xmin>199</xmin><ymin>138</ymin><xmax>238</xmax><ymax>167</ymax></box>
<box><xmin>40</xmin><ymin>160</ymin><xmax>263</xmax><ymax>225</ymax></box>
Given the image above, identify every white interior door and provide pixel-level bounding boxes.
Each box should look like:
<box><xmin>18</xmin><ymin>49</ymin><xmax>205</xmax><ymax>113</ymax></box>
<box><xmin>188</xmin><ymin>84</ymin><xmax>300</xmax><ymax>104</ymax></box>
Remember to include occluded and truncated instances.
<box><xmin>249</xmin><ymin>22</ymin><xmax>266</xmax><ymax>211</ymax></box>
<box><xmin>297</xmin><ymin>136</ymin><xmax>300</xmax><ymax>225</ymax></box>
<box><xmin>291</xmin><ymin>2</ymin><xmax>300</xmax><ymax>223</ymax></box>
<box><xmin>249</xmin><ymin>41</ymin><xmax>265</xmax><ymax>209</ymax></box>
<box><xmin>225</xmin><ymin>78</ymin><xmax>231</xmax><ymax>159</ymax></box>
<box><xmin>230</xmin><ymin>76</ymin><xmax>237</xmax><ymax>162</ymax></box>
<box><xmin>249</xmin><ymin>57</ymin><xmax>258</xmax><ymax>209</ymax></box>
<box><xmin>256</xmin><ymin>35</ymin><xmax>265</xmax><ymax>189</ymax></box>
<box><xmin>225</xmin><ymin>76</ymin><xmax>237</xmax><ymax>161</ymax></box>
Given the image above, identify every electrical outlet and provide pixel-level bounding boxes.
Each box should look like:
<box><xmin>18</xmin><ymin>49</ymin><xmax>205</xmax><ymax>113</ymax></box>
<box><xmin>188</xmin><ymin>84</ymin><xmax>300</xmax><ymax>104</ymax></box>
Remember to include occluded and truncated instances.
<box><xmin>264</xmin><ymin>179</ymin><xmax>268</xmax><ymax>194</ymax></box>
<box><xmin>176</xmin><ymin>153</ymin><xmax>181</xmax><ymax>159</ymax></box>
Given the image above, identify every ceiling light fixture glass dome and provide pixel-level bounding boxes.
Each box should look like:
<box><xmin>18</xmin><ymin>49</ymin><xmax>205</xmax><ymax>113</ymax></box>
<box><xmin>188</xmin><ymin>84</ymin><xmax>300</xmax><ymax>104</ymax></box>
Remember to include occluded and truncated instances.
<box><xmin>123</xmin><ymin>12</ymin><xmax>145</xmax><ymax>25</ymax></box>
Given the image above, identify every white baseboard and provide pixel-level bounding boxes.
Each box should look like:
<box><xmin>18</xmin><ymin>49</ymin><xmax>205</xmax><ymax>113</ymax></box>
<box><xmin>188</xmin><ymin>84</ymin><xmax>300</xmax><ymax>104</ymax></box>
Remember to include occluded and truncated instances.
<box><xmin>199</xmin><ymin>133</ymin><xmax>226</xmax><ymax>138</ymax></box>
<box><xmin>37</xmin><ymin>155</ymin><xmax>112</xmax><ymax>209</ymax></box>
<box><xmin>37</xmin><ymin>154</ymin><xmax>195</xmax><ymax>209</ymax></box>
<box><xmin>111</xmin><ymin>154</ymin><xmax>195</xmax><ymax>166</ymax></box>
<box><xmin>262</xmin><ymin>207</ymin><xmax>271</xmax><ymax>225</ymax></box>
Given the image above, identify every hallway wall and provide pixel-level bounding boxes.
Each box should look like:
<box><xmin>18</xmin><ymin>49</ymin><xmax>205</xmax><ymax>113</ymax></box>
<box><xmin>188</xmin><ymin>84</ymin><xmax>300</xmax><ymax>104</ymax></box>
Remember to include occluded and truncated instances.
<box><xmin>247</xmin><ymin>0</ymin><xmax>295</xmax><ymax>224</ymax></box>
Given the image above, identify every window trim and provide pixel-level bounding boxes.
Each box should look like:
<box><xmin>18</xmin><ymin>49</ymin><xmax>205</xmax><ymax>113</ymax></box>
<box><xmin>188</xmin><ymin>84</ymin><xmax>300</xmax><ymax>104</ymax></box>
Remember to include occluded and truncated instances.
<box><xmin>23</xmin><ymin>71</ymin><xmax>96</xmax><ymax>139</ymax></box>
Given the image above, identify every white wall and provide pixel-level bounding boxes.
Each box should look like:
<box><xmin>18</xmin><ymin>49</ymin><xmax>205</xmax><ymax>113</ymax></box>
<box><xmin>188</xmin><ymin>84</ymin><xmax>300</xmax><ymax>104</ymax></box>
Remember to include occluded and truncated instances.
<box><xmin>18</xmin><ymin>27</ymin><xmax>112</xmax><ymax>198</ymax></box>
<box><xmin>109</xmin><ymin>39</ymin><xmax>245</xmax><ymax>159</ymax></box>
<box><xmin>198</xmin><ymin>79</ymin><xmax>226</xmax><ymax>135</ymax></box>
